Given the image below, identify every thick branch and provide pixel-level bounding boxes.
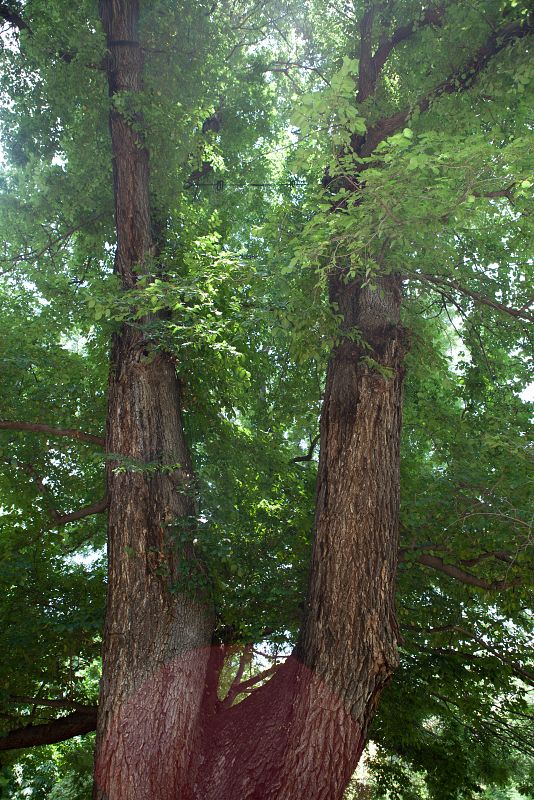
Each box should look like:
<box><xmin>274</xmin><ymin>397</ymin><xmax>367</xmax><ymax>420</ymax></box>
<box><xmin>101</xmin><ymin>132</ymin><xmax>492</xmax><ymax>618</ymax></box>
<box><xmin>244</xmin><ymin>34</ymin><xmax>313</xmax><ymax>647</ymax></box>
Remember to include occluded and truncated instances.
<box><xmin>363</xmin><ymin>5</ymin><xmax>445</xmax><ymax>102</ymax></box>
<box><xmin>357</xmin><ymin>4</ymin><xmax>376</xmax><ymax>102</ymax></box>
<box><xmin>405</xmin><ymin>551</ymin><xmax>520</xmax><ymax>590</ymax></box>
<box><xmin>362</xmin><ymin>14</ymin><xmax>533</xmax><ymax>154</ymax></box>
<box><xmin>410</xmin><ymin>273</ymin><xmax>534</xmax><ymax>322</ymax></box>
<box><xmin>0</xmin><ymin>421</ymin><xmax>104</xmax><ymax>447</ymax></box>
<box><xmin>0</xmin><ymin>707</ymin><xmax>97</xmax><ymax>751</ymax></box>
<box><xmin>54</xmin><ymin>496</ymin><xmax>109</xmax><ymax>525</ymax></box>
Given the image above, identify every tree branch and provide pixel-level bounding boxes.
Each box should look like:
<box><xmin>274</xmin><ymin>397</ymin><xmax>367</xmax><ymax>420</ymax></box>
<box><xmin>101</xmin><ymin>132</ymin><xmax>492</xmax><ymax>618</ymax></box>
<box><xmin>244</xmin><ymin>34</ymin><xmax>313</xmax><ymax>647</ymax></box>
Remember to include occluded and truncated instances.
<box><xmin>7</xmin><ymin>697</ymin><xmax>89</xmax><ymax>710</ymax></box>
<box><xmin>6</xmin><ymin>458</ymin><xmax>108</xmax><ymax>527</ymax></box>
<box><xmin>409</xmin><ymin>273</ymin><xmax>534</xmax><ymax>322</ymax></box>
<box><xmin>405</xmin><ymin>624</ymin><xmax>534</xmax><ymax>683</ymax></box>
<box><xmin>222</xmin><ymin>664</ymin><xmax>278</xmax><ymax>708</ymax></box>
<box><xmin>404</xmin><ymin>551</ymin><xmax>520</xmax><ymax>590</ymax></box>
<box><xmin>0</xmin><ymin>2</ymin><xmax>30</xmax><ymax>32</ymax></box>
<box><xmin>234</xmin><ymin>664</ymin><xmax>278</xmax><ymax>692</ymax></box>
<box><xmin>260</xmin><ymin>61</ymin><xmax>329</xmax><ymax>85</ymax></box>
<box><xmin>221</xmin><ymin>644</ymin><xmax>253</xmax><ymax>708</ymax></box>
<box><xmin>363</xmin><ymin>5</ymin><xmax>446</xmax><ymax>102</ymax></box>
<box><xmin>0</xmin><ymin>707</ymin><xmax>97</xmax><ymax>751</ymax></box>
<box><xmin>292</xmin><ymin>433</ymin><xmax>320</xmax><ymax>463</ymax></box>
<box><xmin>0</xmin><ymin>213</ymin><xmax>106</xmax><ymax>275</ymax></box>
<box><xmin>54</xmin><ymin>496</ymin><xmax>109</xmax><ymax>525</ymax></box>
<box><xmin>357</xmin><ymin>4</ymin><xmax>376</xmax><ymax>102</ymax></box>
<box><xmin>362</xmin><ymin>14</ymin><xmax>534</xmax><ymax>155</ymax></box>
<box><xmin>400</xmin><ymin>542</ymin><xmax>516</xmax><ymax>569</ymax></box>
<box><xmin>460</xmin><ymin>551</ymin><xmax>513</xmax><ymax>568</ymax></box>
<box><xmin>0</xmin><ymin>421</ymin><xmax>105</xmax><ymax>447</ymax></box>
<box><xmin>473</xmin><ymin>185</ymin><xmax>516</xmax><ymax>201</ymax></box>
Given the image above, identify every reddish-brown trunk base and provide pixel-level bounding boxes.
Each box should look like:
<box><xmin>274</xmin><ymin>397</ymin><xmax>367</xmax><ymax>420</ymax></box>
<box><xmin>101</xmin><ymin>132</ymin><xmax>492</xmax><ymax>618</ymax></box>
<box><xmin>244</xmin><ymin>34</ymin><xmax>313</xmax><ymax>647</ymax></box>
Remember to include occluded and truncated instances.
<box><xmin>196</xmin><ymin>655</ymin><xmax>366</xmax><ymax>800</ymax></box>
<box><xmin>96</xmin><ymin>649</ymin><xmax>369</xmax><ymax>800</ymax></box>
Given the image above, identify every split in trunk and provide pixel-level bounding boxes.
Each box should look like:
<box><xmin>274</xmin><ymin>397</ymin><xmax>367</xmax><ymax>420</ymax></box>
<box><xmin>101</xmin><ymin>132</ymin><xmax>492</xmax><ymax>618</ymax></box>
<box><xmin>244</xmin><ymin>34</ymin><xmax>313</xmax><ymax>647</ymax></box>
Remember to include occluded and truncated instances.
<box><xmin>94</xmin><ymin>2</ymin><xmax>406</xmax><ymax>798</ymax></box>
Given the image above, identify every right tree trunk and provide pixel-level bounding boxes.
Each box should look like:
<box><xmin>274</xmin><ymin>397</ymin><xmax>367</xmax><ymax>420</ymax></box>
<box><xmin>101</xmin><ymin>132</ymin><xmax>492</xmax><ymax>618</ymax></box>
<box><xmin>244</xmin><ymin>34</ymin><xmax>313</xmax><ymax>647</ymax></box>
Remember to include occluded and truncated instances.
<box><xmin>299</xmin><ymin>274</ymin><xmax>405</xmax><ymax>718</ymax></box>
<box><xmin>195</xmin><ymin>276</ymin><xmax>406</xmax><ymax>800</ymax></box>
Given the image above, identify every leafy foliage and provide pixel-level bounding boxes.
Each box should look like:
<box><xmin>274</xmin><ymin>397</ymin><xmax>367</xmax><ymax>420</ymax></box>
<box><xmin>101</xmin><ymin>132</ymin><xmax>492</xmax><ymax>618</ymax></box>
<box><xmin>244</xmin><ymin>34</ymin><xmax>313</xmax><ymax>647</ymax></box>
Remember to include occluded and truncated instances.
<box><xmin>0</xmin><ymin>0</ymin><xmax>532</xmax><ymax>797</ymax></box>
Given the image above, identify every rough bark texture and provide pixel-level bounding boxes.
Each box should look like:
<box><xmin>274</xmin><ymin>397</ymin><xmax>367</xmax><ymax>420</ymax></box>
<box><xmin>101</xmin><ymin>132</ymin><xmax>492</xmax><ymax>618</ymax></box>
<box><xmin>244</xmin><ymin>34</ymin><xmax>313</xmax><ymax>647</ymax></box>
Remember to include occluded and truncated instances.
<box><xmin>195</xmin><ymin>276</ymin><xmax>406</xmax><ymax>800</ymax></box>
<box><xmin>196</xmin><ymin>656</ymin><xmax>363</xmax><ymax>800</ymax></box>
<box><xmin>93</xmin><ymin>3</ymin><xmax>406</xmax><ymax>798</ymax></box>
<box><xmin>4</xmin><ymin>0</ymin><xmax>531</xmax><ymax>792</ymax></box>
<box><xmin>298</xmin><ymin>274</ymin><xmax>405</xmax><ymax>702</ymax></box>
<box><xmin>94</xmin><ymin>338</ymin><xmax>213</xmax><ymax>800</ymax></box>
<box><xmin>93</xmin><ymin>3</ymin><xmax>213</xmax><ymax>798</ymax></box>
<box><xmin>296</xmin><ymin>274</ymin><xmax>405</xmax><ymax>742</ymax></box>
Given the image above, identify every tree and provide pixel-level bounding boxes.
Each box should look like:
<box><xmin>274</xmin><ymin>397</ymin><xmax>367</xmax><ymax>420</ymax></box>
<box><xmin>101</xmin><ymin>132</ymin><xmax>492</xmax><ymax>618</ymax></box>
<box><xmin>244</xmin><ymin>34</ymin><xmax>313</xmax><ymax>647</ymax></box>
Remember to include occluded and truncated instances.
<box><xmin>0</xmin><ymin>1</ymin><xmax>532</xmax><ymax>799</ymax></box>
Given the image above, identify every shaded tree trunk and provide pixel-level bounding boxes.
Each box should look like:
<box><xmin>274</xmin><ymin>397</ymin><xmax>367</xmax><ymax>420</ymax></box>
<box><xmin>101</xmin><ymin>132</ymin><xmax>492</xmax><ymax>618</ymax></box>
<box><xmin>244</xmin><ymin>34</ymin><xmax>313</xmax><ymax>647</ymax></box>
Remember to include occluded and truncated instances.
<box><xmin>93</xmin><ymin>3</ymin><xmax>406</xmax><ymax>799</ymax></box>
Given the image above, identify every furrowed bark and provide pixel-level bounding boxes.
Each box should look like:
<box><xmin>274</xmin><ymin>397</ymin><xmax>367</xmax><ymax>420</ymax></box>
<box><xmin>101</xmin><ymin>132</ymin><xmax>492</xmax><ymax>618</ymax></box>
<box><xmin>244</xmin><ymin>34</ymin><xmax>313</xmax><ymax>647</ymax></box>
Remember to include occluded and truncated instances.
<box><xmin>94</xmin><ymin>3</ymin><xmax>405</xmax><ymax>798</ymax></box>
<box><xmin>93</xmin><ymin>3</ymin><xmax>213</xmax><ymax>799</ymax></box>
<box><xmin>196</xmin><ymin>276</ymin><xmax>406</xmax><ymax>800</ymax></box>
<box><xmin>298</xmin><ymin>273</ymin><xmax>406</xmax><ymax>712</ymax></box>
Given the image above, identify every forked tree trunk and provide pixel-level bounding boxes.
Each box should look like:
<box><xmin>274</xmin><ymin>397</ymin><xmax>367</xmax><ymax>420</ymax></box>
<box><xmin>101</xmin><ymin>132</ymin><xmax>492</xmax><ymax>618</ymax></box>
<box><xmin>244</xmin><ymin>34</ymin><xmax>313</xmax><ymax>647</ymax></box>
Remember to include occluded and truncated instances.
<box><xmin>94</xmin><ymin>2</ymin><xmax>406</xmax><ymax>799</ymax></box>
<box><xmin>93</xmin><ymin>3</ymin><xmax>213</xmax><ymax>799</ymax></box>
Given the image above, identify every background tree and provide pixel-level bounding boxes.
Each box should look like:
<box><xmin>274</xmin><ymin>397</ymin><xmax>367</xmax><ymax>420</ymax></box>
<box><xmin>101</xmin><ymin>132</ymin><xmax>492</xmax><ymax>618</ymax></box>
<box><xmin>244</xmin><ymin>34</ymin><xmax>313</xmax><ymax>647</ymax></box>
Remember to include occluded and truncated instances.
<box><xmin>0</xmin><ymin>1</ymin><xmax>532</xmax><ymax>798</ymax></box>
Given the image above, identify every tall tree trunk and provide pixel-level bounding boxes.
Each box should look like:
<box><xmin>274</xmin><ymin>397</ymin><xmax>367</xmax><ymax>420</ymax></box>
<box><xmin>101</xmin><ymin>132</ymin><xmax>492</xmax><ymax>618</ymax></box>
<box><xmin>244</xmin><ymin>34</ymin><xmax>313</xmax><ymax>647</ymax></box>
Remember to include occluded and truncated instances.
<box><xmin>196</xmin><ymin>275</ymin><xmax>406</xmax><ymax>800</ymax></box>
<box><xmin>298</xmin><ymin>274</ymin><xmax>405</xmax><ymax>714</ymax></box>
<box><xmin>93</xmin><ymin>3</ymin><xmax>213</xmax><ymax>798</ymax></box>
<box><xmin>93</xmin><ymin>4</ymin><xmax>405</xmax><ymax>797</ymax></box>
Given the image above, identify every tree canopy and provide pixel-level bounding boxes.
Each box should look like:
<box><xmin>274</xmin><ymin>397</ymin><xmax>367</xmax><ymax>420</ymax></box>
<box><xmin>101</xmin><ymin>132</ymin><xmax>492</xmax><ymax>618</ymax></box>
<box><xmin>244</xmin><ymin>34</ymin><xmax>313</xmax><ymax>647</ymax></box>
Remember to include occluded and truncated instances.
<box><xmin>0</xmin><ymin>1</ymin><xmax>532</xmax><ymax>798</ymax></box>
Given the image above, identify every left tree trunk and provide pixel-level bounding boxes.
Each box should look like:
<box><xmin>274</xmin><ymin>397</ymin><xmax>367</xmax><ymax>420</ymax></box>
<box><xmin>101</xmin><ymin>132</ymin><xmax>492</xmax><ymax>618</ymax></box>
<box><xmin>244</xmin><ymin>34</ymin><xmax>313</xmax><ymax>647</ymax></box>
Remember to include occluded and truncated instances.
<box><xmin>93</xmin><ymin>3</ymin><xmax>213</xmax><ymax>798</ymax></box>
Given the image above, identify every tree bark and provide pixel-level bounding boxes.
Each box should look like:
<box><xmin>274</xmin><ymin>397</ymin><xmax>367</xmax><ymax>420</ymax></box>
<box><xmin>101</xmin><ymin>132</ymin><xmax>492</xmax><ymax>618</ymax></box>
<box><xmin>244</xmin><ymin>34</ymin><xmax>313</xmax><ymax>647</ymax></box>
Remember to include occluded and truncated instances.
<box><xmin>93</xmin><ymin>3</ymin><xmax>406</xmax><ymax>798</ymax></box>
<box><xmin>195</xmin><ymin>275</ymin><xmax>406</xmax><ymax>800</ymax></box>
<box><xmin>93</xmin><ymin>3</ymin><xmax>213</xmax><ymax>799</ymax></box>
<box><xmin>299</xmin><ymin>274</ymin><xmax>405</xmax><ymax>702</ymax></box>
